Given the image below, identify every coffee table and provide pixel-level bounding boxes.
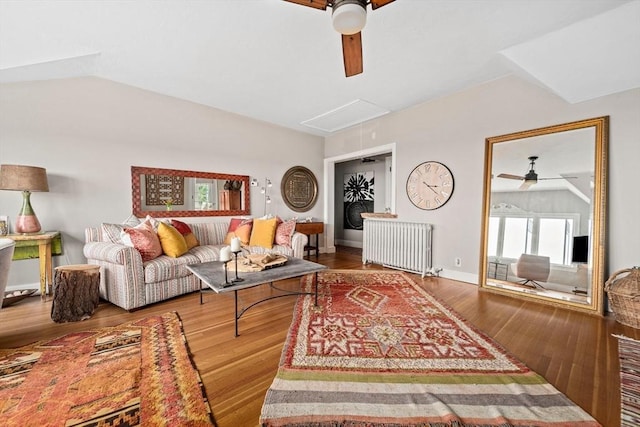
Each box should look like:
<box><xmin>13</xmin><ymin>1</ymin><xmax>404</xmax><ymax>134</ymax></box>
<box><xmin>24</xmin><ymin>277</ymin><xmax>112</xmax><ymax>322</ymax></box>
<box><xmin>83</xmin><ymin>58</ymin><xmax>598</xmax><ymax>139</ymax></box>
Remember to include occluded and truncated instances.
<box><xmin>186</xmin><ymin>257</ymin><xmax>326</xmax><ymax>336</ymax></box>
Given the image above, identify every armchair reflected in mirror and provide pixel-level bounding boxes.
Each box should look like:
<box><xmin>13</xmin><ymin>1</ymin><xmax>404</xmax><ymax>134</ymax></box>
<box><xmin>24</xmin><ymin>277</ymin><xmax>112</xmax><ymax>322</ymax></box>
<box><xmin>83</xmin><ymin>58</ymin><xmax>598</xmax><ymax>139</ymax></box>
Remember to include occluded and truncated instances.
<box><xmin>132</xmin><ymin>166</ymin><xmax>250</xmax><ymax>218</ymax></box>
<box><xmin>479</xmin><ymin>117</ymin><xmax>608</xmax><ymax>314</ymax></box>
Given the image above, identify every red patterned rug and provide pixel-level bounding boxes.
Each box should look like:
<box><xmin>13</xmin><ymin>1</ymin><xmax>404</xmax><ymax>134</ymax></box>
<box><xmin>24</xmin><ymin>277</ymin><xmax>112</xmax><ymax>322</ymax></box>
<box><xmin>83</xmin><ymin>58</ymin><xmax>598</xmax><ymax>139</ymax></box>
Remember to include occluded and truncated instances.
<box><xmin>0</xmin><ymin>312</ymin><xmax>214</xmax><ymax>426</ymax></box>
<box><xmin>260</xmin><ymin>270</ymin><xmax>600</xmax><ymax>427</ymax></box>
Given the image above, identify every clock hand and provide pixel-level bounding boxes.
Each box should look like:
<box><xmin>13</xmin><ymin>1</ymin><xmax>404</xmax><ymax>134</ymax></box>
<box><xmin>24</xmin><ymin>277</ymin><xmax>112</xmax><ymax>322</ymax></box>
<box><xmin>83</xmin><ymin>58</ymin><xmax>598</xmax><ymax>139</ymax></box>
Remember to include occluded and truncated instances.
<box><xmin>422</xmin><ymin>181</ymin><xmax>439</xmax><ymax>195</ymax></box>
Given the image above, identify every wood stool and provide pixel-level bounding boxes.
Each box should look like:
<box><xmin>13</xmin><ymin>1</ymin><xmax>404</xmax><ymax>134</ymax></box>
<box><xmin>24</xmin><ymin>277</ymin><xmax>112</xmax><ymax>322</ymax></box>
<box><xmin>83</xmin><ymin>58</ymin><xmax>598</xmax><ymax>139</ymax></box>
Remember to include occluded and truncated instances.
<box><xmin>51</xmin><ymin>264</ymin><xmax>100</xmax><ymax>323</ymax></box>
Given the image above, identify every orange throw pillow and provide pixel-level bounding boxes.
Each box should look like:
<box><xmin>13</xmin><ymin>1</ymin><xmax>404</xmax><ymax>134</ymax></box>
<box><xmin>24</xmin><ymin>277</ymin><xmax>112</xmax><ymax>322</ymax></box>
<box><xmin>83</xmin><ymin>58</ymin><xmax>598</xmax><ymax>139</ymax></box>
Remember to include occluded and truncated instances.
<box><xmin>224</xmin><ymin>219</ymin><xmax>253</xmax><ymax>245</ymax></box>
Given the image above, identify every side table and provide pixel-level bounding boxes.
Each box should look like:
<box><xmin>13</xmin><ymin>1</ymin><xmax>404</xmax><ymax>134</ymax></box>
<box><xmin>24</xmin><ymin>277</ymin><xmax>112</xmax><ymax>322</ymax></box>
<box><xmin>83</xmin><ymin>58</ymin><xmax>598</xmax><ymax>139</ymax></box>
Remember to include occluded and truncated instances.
<box><xmin>51</xmin><ymin>264</ymin><xmax>100</xmax><ymax>322</ymax></box>
<box><xmin>488</xmin><ymin>261</ymin><xmax>509</xmax><ymax>281</ymax></box>
<box><xmin>7</xmin><ymin>231</ymin><xmax>62</xmax><ymax>298</ymax></box>
<box><xmin>295</xmin><ymin>222</ymin><xmax>324</xmax><ymax>258</ymax></box>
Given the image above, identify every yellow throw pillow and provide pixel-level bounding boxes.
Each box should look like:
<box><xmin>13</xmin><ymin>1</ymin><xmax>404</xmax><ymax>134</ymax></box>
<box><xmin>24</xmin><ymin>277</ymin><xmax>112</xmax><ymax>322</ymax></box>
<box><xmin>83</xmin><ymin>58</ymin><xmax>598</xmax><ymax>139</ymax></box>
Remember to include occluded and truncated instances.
<box><xmin>157</xmin><ymin>222</ymin><xmax>188</xmax><ymax>258</ymax></box>
<box><xmin>183</xmin><ymin>233</ymin><xmax>199</xmax><ymax>250</ymax></box>
<box><xmin>170</xmin><ymin>219</ymin><xmax>199</xmax><ymax>250</ymax></box>
<box><xmin>249</xmin><ymin>218</ymin><xmax>278</xmax><ymax>249</ymax></box>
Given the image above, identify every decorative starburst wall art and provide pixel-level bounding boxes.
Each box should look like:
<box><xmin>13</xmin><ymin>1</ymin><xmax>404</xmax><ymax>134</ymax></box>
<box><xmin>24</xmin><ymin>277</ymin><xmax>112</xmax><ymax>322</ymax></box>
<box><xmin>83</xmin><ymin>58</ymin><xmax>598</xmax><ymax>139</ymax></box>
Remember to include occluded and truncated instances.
<box><xmin>343</xmin><ymin>171</ymin><xmax>374</xmax><ymax>230</ymax></box>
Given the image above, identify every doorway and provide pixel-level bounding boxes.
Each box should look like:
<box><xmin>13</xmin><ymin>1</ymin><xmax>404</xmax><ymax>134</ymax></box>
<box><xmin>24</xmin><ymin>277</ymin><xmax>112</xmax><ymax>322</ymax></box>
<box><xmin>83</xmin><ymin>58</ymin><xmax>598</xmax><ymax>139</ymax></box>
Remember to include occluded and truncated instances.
<box><xmin>323</xmin><ymin>143</ymin><xmax>397</xmax><ymax>253</ymax></box>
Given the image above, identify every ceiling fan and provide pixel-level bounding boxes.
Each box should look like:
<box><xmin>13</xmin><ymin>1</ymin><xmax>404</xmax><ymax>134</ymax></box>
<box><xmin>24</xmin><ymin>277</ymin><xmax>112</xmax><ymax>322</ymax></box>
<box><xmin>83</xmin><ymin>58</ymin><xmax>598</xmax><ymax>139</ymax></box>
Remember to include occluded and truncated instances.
<box><xmin>497</xmin><ymin>156</ymin><xmax>576</xmax><ymax>190</ymax></box>
<box><xmin>284</xmin><ymin>0</ymin><xmax>396</xmax><ymax>77</ymax></box>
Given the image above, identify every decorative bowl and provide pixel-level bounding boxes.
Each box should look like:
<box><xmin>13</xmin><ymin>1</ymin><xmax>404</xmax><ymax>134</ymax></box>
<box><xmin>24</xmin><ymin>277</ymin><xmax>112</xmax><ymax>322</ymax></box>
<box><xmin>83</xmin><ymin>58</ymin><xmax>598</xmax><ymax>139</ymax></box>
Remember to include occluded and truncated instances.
<box><xmin>2</xmin><ymin>289</ymin><xmax>37</xmax><ymax>308</ymax></box>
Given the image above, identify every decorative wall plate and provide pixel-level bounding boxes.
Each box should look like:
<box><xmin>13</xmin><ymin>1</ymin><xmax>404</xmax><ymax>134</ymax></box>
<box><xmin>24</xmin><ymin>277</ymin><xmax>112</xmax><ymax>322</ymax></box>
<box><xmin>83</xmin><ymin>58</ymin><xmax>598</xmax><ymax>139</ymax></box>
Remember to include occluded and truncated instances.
<box><xmin>281</xmin><ymin>166</ymin><xmax>318</xmax><ymax>212</ymax></box>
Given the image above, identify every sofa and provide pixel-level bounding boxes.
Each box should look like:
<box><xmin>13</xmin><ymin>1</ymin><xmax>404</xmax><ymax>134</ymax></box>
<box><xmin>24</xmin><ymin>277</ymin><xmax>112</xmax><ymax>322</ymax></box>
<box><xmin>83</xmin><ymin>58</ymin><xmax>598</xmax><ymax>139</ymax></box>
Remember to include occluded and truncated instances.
<box><xmin>83</xmin><ymin>219</ymin><xmax>307</xmax><ymax>311</ymax></box>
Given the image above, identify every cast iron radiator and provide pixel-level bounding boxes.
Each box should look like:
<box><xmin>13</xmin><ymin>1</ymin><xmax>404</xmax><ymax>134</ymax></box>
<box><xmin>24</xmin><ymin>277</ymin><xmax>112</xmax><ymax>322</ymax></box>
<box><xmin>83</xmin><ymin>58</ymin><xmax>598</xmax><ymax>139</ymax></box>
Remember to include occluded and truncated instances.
<box><xmin>362</xmin><ymin>218</ymin><xmax>433</xmax><ymax>277</ymax></box>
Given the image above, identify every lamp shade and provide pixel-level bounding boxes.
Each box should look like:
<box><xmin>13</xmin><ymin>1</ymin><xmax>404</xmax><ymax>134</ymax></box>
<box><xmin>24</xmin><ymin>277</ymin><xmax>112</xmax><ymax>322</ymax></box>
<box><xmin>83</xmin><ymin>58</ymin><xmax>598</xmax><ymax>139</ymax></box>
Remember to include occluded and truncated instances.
<box><xmin>332</xmin><ymin>1</ymin><xmax>367</xmax><ymax>35</ymax></box>
<box><xmin>0</xmin><ymin>164</ymin><xmax>49</xmax><ymax>192</ymax></box>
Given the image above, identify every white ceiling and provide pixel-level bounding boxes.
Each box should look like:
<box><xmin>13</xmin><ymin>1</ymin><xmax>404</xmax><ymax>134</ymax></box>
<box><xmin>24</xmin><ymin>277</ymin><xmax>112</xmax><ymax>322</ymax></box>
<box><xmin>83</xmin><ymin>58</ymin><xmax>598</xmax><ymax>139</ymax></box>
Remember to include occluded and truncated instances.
<box><xmin>1</xmin><ymin>0</ymin><xmax>639</xmax><ymax>136</ymax></box>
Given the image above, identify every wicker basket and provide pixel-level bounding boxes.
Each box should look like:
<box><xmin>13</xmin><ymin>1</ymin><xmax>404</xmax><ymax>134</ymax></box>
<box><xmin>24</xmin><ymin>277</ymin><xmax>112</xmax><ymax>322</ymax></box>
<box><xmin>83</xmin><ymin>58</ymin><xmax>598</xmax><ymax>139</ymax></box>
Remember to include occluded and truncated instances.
<box><xmin>605</xmin><ymin>266</ymin><xmax>640</xmax><ymax>328</ymax></box>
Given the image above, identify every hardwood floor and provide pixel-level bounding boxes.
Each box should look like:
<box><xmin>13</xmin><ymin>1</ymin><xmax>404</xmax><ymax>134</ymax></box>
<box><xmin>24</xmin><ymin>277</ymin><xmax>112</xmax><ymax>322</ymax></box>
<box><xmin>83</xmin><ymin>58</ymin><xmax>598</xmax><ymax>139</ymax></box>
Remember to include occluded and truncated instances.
<box><xmin>0</xmin><ymin>251</ymin><xmax>636</xmax><ymax>427</ymax></box>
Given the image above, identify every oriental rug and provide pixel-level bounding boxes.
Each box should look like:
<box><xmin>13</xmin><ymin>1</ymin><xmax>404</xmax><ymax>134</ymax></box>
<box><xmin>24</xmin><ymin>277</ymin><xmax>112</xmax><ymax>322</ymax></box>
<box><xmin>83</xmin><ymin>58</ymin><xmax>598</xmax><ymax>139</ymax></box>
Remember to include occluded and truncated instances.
<box><xmin>0</xmin><ymin>312</ymin><xmax>214</xmax><ymax>426</ymax></box>
<box><xmin>615</xmin><ymin>334</ymin><xmax>640</xmax><ymax>427</ymax></box>
<box><xmin>260</xmin><ymin>270</ymin><xmax>600</xmax><ymax>427</ymax></box>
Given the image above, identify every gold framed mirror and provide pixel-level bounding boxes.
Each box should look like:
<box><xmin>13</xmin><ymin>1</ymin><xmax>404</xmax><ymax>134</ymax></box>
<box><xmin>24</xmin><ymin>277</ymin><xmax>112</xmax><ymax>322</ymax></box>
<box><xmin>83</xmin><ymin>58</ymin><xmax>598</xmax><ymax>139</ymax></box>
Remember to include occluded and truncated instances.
<box><xmin>479</xmin><ymin>116</ymin><xmax>608</xmax><ymax>314</ymax></box>
<box><xmin>132</xmin><ymin>166</ymin><xmax>250</xmax><ymax>218</ymax></box>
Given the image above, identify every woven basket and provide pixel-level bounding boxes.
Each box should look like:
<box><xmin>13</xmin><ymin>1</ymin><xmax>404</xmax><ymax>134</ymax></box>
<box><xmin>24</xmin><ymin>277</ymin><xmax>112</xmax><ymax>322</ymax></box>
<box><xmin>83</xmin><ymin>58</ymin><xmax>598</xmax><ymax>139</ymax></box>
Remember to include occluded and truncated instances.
<box><xmin>605</xmin><ymin>266</ymin><xmax>640</xmax><ymax>328</ymax></box>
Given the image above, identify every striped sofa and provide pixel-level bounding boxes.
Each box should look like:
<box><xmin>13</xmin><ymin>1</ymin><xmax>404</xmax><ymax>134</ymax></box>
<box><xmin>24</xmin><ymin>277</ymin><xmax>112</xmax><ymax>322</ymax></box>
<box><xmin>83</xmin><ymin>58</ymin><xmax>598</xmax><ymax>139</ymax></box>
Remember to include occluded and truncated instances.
<box><xmin>83</xmin><ymin>222</ymin><xmax>307</xmax><ymax>311</ymax></box>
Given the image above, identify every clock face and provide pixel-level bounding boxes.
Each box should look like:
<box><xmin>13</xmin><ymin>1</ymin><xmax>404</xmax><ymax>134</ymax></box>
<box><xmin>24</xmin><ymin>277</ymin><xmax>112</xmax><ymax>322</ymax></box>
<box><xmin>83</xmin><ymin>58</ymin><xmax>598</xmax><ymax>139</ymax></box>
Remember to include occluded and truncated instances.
<box><xmin>406</xmin><ymin>161</ymin><xmax>455</xmax><ymax>210</ymax></box>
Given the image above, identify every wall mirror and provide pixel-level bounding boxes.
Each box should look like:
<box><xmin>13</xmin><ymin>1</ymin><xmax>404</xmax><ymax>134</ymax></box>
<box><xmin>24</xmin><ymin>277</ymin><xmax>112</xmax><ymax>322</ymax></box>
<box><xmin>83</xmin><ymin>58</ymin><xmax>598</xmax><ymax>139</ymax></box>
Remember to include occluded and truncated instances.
<box><xmin>479</xmin><ymin>116</ymin><xmax>608</xmax><ymax>314</ymax></box>
<box><xmin>132</xmin><ymin>166</ymin><xmax>250</xmax><ymax>218</ymax></box>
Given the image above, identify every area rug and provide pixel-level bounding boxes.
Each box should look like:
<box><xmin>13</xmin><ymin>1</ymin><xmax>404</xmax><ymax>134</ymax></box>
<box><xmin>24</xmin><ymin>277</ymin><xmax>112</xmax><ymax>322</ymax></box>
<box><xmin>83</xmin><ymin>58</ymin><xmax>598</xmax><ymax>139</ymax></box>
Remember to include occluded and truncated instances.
<box><xmin>260</xmin><ymin>270</ymin><xmax>600</xmax><ymax>427</ymax></box>
<box><xmin>0</xmin><ymin>312</ymin><xmax>214</xmax><ymax>426</ymax></box>
<box><xmin>615</xmin><ymin>334</ymin><xmax>640</xmax><ymax>427</ymax></box>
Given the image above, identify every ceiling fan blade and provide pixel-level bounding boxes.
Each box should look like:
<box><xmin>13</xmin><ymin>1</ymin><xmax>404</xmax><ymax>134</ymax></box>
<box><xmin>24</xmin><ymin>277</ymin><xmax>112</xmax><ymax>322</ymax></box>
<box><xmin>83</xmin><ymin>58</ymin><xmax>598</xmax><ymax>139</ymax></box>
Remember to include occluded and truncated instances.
<box><xmin>538</xmin><ymin>176</ymin><xmax>578</xmax><ymax>180</ymax></box>
<box><xmin>342</xmin><ymin>32</ymin><xmax>363</xmax><ymax>77</ymax></box>
<box><xmin>497</xmin><ymin>173</ymin><xmax>525</xmax><ymax>180</ymax></box>
<box><xmin>519</xmin><ymin>180</ymin><xmax>535</xmax><ymax>190</ymax></box>
<box><xmin>371</xmin><ymin>0</ymin><xmax>395</xmax><ymax>10</ymax></box>
<box><xmin>283</xmin><ymin>0</ymin><xmax>328</xmax><ymax>10</ymax></box>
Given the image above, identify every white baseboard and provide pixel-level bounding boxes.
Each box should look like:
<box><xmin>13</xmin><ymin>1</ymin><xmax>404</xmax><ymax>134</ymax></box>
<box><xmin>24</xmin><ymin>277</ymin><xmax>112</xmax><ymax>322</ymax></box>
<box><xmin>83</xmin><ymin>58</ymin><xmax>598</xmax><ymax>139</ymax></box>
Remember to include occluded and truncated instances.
<box><xmin>439</xmin><ymin>269</ymin><xmax>479</xmax><ymax>285</ymax></box>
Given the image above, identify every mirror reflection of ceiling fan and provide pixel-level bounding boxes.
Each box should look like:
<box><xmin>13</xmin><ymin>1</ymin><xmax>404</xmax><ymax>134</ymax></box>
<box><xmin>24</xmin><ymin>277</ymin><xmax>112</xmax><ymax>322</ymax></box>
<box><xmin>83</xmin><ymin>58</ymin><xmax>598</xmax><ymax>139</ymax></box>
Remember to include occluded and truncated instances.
<box><xmin>497</xmin><ymin>156</ymin><xmax>576</xmax><ymax>190</ymax></box>
<box><xmin>284</xmin><ymin>0</ymin><xmax>396</xmax><ymax>77</ymax></box>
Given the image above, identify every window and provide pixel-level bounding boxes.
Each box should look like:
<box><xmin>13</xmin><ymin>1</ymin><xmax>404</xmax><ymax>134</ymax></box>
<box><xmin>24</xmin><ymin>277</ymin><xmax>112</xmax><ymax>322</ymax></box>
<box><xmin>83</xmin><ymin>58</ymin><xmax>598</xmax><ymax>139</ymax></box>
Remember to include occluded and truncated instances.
<box><xmin>502</xmin><ymin>217</ymin><xmax>530</xmax><ymax>259</ymax></box>
<box><xmin>488</xmin><ymin>212</ymin><xmax>579</xmax><ymax>265</ymax></box>
<box><xmin>539</xmin><ymin>218</ymin><xmax>573</xmax><ymax>264</ymax></box>
<box><xmin>195</xmin><ymin>179</ymin><xmax>216</xmax><ymax>210</ymax></box>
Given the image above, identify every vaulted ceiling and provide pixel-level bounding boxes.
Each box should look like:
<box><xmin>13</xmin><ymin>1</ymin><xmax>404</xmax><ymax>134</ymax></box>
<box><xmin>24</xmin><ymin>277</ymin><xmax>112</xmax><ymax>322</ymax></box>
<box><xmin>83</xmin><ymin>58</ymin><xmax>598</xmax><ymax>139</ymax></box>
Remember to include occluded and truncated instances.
<box><xmin>1</xmin><ymin>0</ymin><xmax>638</xmax><ymax>136</ymax></box>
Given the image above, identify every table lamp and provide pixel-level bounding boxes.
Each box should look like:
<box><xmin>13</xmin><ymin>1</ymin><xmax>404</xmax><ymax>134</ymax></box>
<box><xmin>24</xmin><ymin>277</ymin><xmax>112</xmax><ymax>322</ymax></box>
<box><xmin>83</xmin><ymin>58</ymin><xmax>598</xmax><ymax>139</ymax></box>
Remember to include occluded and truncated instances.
<box><xmin>0</xmin><ymin>164</ymin><xmax>49</xmax><ymax>234</ymax></box>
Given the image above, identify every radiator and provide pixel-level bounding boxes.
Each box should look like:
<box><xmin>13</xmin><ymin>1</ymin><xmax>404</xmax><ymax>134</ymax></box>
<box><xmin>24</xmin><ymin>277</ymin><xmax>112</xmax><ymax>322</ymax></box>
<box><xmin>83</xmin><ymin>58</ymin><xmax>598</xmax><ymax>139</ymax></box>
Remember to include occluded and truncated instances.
<box><xmin>362</xmin><ymin>219</ymin><xmax>433</xmax><ymax>277</ymax></box>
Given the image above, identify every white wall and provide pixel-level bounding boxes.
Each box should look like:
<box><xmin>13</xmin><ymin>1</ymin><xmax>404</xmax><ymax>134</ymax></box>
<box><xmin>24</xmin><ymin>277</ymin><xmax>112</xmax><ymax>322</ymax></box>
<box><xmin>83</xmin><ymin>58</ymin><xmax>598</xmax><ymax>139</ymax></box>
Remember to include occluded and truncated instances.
<box><xmin>0</xmin><ymin>77</ymin><xmax>324</xmax><ymax>287</ymax></box>
<box><xmin>325</xmin><ymin>75</ymin><xmax>640</xmax><ymax>283</ymax></box>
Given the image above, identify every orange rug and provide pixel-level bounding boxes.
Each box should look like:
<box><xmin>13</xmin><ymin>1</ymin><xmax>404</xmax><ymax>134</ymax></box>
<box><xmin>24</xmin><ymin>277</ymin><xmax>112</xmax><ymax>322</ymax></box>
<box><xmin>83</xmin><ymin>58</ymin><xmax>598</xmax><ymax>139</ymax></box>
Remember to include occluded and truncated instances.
<box><xmin>0</xmin><ymin>312</ymin><xmax>214</xmax><ymax>426</ymax></box>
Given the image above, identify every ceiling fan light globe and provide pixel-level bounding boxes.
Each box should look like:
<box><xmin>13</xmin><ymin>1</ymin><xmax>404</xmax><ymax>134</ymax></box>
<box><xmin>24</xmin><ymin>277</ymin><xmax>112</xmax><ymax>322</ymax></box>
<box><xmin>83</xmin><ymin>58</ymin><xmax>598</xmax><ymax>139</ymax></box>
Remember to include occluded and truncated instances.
<box><xmin>332</xmin><ymin>2</ymin><xmax>367</xmax><ymax>35</ymax></box>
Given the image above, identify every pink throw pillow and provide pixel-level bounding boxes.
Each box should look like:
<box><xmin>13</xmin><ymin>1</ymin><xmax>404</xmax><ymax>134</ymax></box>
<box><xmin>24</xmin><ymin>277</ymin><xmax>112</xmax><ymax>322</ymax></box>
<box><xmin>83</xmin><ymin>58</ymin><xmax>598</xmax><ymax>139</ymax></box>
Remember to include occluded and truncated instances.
<box><xmin>123</xmin><ymin>227</ymin><xmax>163</xmax><ymax>262</ymax></box>
<box><xmin>275</xmin><ymin>219</ymin><xmax>297</xmax><ymax>247</ymax></box>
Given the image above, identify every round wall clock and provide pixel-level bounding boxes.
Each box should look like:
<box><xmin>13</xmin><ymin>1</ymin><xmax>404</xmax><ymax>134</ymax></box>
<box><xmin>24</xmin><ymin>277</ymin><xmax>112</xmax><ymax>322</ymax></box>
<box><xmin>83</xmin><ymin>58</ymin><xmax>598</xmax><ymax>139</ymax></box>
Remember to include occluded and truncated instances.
<box><xmin>406</xmin><ymin>161</ymin><xmax>455</xmax><ymax>210</ymax></box>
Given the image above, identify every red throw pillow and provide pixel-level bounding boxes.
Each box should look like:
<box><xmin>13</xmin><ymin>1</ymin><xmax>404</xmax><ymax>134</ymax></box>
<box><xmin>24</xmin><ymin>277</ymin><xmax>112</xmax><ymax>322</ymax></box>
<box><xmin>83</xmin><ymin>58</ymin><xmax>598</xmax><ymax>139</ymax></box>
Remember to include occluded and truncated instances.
<box><xmin>170</xmin><ymin>219</ymin><xmax>192</xmax><ymax>235</ymax></box>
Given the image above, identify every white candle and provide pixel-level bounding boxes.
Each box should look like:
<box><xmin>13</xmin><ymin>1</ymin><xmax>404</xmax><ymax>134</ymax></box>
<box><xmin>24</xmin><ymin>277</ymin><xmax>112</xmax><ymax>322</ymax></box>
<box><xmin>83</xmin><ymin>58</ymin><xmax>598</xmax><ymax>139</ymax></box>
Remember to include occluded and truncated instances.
<box><xmin>220</xmin><ymin>246</ymin><xmax>232</xmax><ymax>262</ymax></box>
<box><xmin>230</xmin><ymin>237</ymin><xmax>241</xmax><ymax>252</ymax></box>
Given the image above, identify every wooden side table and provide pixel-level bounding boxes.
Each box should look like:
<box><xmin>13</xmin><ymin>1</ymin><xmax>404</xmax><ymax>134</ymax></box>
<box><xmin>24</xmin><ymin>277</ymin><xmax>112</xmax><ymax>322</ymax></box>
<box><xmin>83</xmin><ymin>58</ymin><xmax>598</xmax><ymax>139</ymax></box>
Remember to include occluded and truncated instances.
<box><xmin>7</xmin><ymin>231</ymin><xmax>62</xmax><ymax>297</ymax></box>
<box><xmin>295</xmin><ymin>222</ymin><xmax>324</xmax><ymax>258</ymax></box>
